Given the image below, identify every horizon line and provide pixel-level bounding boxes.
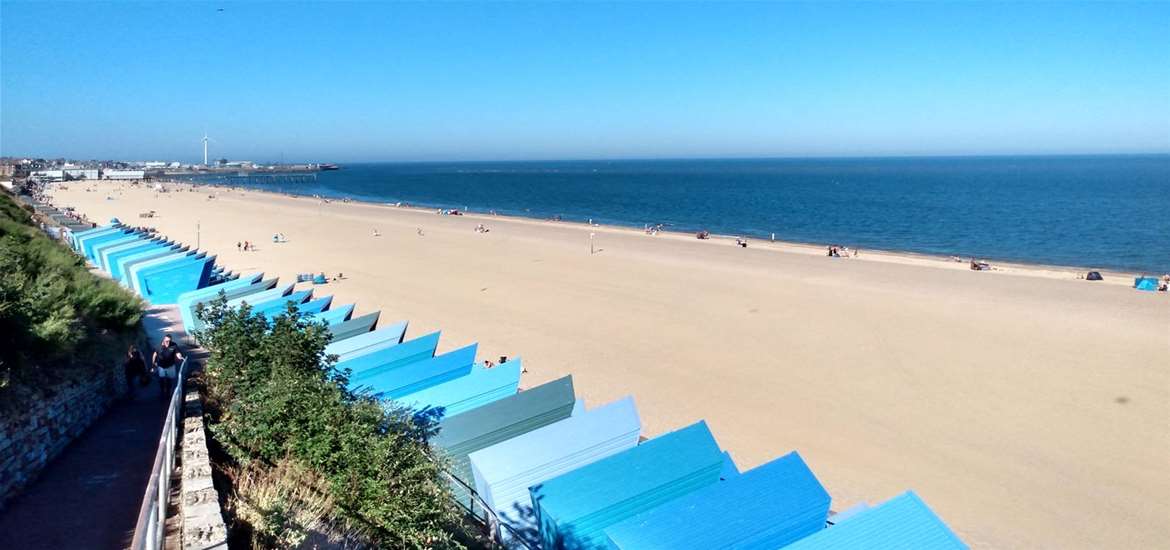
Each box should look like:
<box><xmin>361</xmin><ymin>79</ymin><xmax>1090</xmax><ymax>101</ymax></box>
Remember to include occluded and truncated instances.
<box><xmin>4</xmin><ymin>151</ymin><xmax>1169</xmax><ymax>165</ymax></box>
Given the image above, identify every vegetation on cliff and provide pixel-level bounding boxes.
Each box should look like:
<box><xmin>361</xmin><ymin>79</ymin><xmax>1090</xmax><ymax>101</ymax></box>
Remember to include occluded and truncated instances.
<box><xmin>0</xmin><ymin>190</ymin><xmax>142</xmax><ymax>407</ymax></box>
<box><xmin>195</xmin><ymin>297</ymin><xmax>470</xmax><ymax>548</ymax></box>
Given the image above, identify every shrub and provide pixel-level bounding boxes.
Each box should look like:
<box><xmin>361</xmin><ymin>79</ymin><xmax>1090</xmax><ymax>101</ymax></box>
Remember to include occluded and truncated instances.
<box><xmin>196</xmin><ymin>297</ymin><xmax>467</xmax><ymax>548</ymax></box>
<box><xmin>0</xmin><ymin>190</ymin><xmax>142</xmax><ymax>405</ymax></box>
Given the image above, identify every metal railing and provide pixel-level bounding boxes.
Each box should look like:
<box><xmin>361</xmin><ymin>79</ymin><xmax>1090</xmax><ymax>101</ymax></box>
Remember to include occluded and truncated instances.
<box><xmin>440</xmin><ymin>469</ymin><xmax>535</xmax><ymax>549</ymax></box>
<box><xmin>128</xmin><ymin>356</ymin><xmax>189</xmax><ymax>550</ymax></box>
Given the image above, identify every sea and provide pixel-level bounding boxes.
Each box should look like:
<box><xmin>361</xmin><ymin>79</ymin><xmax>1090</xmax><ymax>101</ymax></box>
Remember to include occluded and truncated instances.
<box><xmin>183</xmin><ymin>155</ymin><xmax>1170</xmax><ymax>273</ymax></box>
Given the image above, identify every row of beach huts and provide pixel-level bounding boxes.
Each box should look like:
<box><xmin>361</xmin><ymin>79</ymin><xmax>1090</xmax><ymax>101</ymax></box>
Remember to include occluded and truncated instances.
<box><xmin>67</xmin><ymin>220</ymin><xmax>968</xmax><ymax>549</ymax></box>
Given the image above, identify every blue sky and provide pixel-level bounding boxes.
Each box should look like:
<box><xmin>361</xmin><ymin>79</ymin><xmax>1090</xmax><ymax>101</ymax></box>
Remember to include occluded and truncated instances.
<box><xmin>1</xmin><ymin>1</ymin><xmax>1168</xmax><ymax>162</ymax></box>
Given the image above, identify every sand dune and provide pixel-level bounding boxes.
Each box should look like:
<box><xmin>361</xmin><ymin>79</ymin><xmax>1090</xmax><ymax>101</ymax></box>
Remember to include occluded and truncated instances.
<box><xmin>51</xmin><ymin>181</ymin><xmax>1169</xmax><ymax>549</ymax></box>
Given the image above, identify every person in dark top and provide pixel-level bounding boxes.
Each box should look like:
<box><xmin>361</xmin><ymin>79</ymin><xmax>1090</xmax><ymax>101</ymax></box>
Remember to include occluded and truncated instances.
<box><xmin>152</xmin><ymin>334</ymin><xmax>184</xmax><ymax>398</ymax></box>
<box><xmin>123</xmin><ymin>344</ymin><xmax>147</xmax><ymax>397</ymax></box>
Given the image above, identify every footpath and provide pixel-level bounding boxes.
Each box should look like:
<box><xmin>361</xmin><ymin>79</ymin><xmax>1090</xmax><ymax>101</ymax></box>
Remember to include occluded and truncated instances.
<box><xmin>0</xmin><ymin>305</ymin><xmax>194</xmax><ymax>549</ymax></box>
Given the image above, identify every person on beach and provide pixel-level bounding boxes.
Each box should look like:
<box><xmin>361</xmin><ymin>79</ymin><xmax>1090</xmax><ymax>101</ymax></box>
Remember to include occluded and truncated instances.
<box><xmin>152</xmin><ymin>334</ymin><xmax>184</xmax><ymax>398</ymax></box>
<box><xmin>123</xmin><ymin>344</ymin><xmax>147</xmax><ymax>397</ymax></box>
<box><xmin>372</xmin><ymin>228</ymin><xmax>380</xmax><ymax>237</ymax></box>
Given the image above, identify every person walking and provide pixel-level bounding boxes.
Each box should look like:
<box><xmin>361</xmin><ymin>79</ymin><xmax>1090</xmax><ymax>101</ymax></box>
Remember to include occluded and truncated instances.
<box><xmin>122</xmin><ymin>344</ymin><xmax>147</xmax><ymax>398</ymax></box>
<box><xmin>152</xmin><ymin>334</ymin><xmax>184</xmax><ymax>399</ymax></box>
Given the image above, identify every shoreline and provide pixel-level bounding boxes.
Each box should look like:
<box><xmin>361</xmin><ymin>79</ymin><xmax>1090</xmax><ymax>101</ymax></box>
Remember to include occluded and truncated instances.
<box><xmin>169</xmin><ymin>178</ymin><xmax>1156</xmax><ymax>288</ymax></box>
<box><xmin>46</xmin><ymin>179</ymin><xmax>1170</xmax><ymax>549</ymax></box>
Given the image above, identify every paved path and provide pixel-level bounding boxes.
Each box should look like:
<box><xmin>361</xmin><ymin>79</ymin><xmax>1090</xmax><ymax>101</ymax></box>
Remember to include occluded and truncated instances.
<box><xmin>0</xmin><ymin>305</ymin><xmax>194</xmax><ymax>549</ymax></box>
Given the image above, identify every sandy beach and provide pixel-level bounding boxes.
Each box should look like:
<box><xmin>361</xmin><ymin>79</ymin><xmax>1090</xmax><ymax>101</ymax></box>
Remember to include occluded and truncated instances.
<box><xmin>51</xmin><ymin>180</ymin><xmax>1169</xmax><ymax>549</ymax></box>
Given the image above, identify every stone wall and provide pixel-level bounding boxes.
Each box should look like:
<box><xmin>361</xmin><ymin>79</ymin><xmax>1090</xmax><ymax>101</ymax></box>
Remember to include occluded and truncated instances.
<box><xmin>180</xmin><ymin>390</ymin><xmax>227</xmax><ymax>550</ymax></box>
<box><xmin>0</xmin><ymin>364</ymin><xmax>125</xmax><ymax>508</ymax></box>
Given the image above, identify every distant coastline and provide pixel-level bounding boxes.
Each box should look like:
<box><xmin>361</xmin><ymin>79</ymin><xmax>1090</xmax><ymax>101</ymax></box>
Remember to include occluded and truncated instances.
<box><xmin>171</xmin><ymin>155</ymin><xmax>1170</xmax><ymax>275</ymax></box>
<box><xmin>157</xmin><ymin>178</ymin><xmax>1158</xmax><ymax>284</ymax></box>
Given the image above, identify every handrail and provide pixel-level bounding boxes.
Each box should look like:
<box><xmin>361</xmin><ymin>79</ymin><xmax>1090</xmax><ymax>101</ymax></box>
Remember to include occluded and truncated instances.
<box><xmin>128</xmin><ymin>356</ymin><xmax>189</xmax><ymax>550</ymax></box>
<box><xmin>439</xmin><ymin>468</ymin><xmax>536</xmax><ymax>550</ymax></box>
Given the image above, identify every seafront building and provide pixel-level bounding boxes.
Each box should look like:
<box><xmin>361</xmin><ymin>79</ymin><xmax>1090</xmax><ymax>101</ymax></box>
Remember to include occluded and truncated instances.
<box><xmin>60</xmin><ymin>218</ymin><xmax>968</xmax><ymax>548</ymax></box>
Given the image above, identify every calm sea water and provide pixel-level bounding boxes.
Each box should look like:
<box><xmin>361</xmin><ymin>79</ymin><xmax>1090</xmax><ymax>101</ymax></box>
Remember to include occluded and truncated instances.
<box><xmin>187</xmin><ymin>156</ymin><xmax>1170</xmax><ymax>273</ymax></box>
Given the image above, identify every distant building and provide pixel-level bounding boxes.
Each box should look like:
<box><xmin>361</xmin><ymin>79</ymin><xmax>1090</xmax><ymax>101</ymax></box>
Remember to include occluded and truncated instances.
<box><xmin>31</xmin><ymin>170</ymin><xmax>65</xmax><ymax>181</ymax></box>
<box><xmin>103</xmin><ymin>169</ymin><xmax>145</xmax><ymax>180</ymax></box>
<box><xmin>64</xmin><ymin>169</ymin><xmax>100</xmax><ymax>180</ymax></box>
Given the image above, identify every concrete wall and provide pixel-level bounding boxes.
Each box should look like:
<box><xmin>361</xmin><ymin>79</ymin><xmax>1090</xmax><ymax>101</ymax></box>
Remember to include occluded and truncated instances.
<box><xmin>181</xmin><ymin>390</ymin><xmax>228</xmax><ymax>549</ymax></box>
<box><xmin>0</xmin><ymin>366</ymin><xmax>125</xmax><ymax>509</ymax></box>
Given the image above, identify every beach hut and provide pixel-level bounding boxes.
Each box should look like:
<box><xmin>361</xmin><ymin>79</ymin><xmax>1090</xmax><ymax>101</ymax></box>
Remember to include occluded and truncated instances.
<box><xmin>96</xmin><ymin>236</ymin><xmax>161</xmax><ymax>274</ymax></box>
<box><xmin>115</xmin><ymin>245</ymin><xmax>189</xmax><ymax>286</ymax></box>
<box><xmin>178</xmin><ymin>277</ymin><xmax>278</xmax><ymax>334</ymax></box>
<box><xmin>603</xmin><ymin>451</ymin><xmax>831</xmax><ymax>550</ymax></box>
<box><xmin>68</xmin><ymin>224</ymin><xmax>117</xmax><ymax>252</ymax></box>
<box><xmin>328</xmin><ymin>311</ymin><xmax>380</xmax><ymax>341</ymax></box>
<box><xmin>467</xmin><ymin>397</ymin><xmax>642</xmax><ymax>540</ymax></box>
<box><xmin>71</xmin><ymin>225</ymin><xmax>125</xmax><ymax>256</ymax></box>
<box><xmin>338</xmin><ymin>330</ymin><xmax>439</xmax><ymax>381</ymax></box>
<box><xmin>126</xmin><ymin>250</ymin><xmax>201</xmax><ymax>295</ymax></box>
<box><xmin>136</xmin><ymin>253</ymin><xmax>218</xmax><ymax>305</ymax></box>
<box><xmin>396</xmin><ymin>359</ymin><xmax>522</xmax><ymax>419</ymax></box>
<box><xmin>175</xmin><ymin>274</ymin><xmax>268</xmax><ymax>330</ymax></box>
<box><xmin>323</xmin><ymin>321</ymin><xmax>410</xmax><ymax>363</ymax></box>
<box><xmin>432</xmin><ymin>375</ymin><xmax>577</xmax><ymax>509</ymax></box>
<box><xmin>180</xmin><ymin>282</ymin><xmax>295</xmax><ymax>333</ymax></box>
<box><xmin>88</xmin><ymin>231</ymin><xmax>146</xmax><ymax>270</ymax></box>
<box><xmin>248</xmin><ymin>289</ymin><xmax>312</xmax><ymax>318</ymax></box>
<box><xmin>263</xmin><ymin>294</ymin><xmax>333</xmax><ymax>322</ymax></box>
<box><xmin>80</xmin><ymin>228</ymin><xmax>139</xmax><ymax>262</ymax></box>
<box><xmin>783</xmin><ymin>491</ymin><xmax>966</xmax><ymax>550</ymax></box>
<box><xmin>105</xmin><ymin>239</ymin><xmax>175</xmax><ymax>281</ymax></box>
<box><xmin>306</xmin><ymin>303</ymin><xmax>356</xmax><ymax>326</ymax></box>
<box><xmin>531</xmin><ymin>420</ymin><xmax>726</xmax><ymax>550</ymax></box>
<box><xmin>354</xmin><ymin>343</ymin><xmax>478</xmax><ymax>399</ymax></box>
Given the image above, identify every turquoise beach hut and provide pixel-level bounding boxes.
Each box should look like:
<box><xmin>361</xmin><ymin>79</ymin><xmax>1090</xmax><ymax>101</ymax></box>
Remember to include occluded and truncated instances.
<box><xmin>432</xmin><ymin>375</ymin><xmax>577</xmax><ymax>509</ymax></box>
<box><xmin>338</xmin><ymin>330</ymin><xmax>439</xmax><ymax>381</ymax></box>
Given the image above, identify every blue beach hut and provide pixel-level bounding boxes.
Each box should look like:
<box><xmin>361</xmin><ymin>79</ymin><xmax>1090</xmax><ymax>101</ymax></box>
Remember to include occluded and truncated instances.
<box><xmin>106</xmin><ymin>240</ymin><xmax>176</xmax><ymax>281</ymax></box>
<box><xmin>432</xmin><ymin>375</ymin><xmax>577</xmax><ymax>509</ymax></box>
<box><xmin>175</xmin><ymin>274</ymin><xmax>267</xmax><ymax>330</ymax></box>
<box><xmin>323</xmin><ymin>321</ymin><xmax>410</xmax><ymax>363</ymax></box>
<box><xmin>339</xmin><ymin>330</ymin><xmax>440</xmax><ymax>382</ymax></box>
<box><xmin>116</xmin><ymin>245</ymin><xmax>189</xmax><ymax>286</ymax></box>
<box><xmin>467</xmin><ymin>397</ymin><xmax>642</xmax><ymax>539</ymax></box>
<box><xmin>396</xmin><ymin>359</ymin><xmax>522</xmax><ymax>419</ymax></box>
<box><xmin>249</xmin><ymin>289</ymin><xmax>312</xmax><ymax>318</ymax></box>
<box><xmin>531</xmin><ymin>420</ymin><xmax>726</xmax><ymax>550</ymax></box>
<box><xmin>263</xmin><ymin>294</ymin><xmax>332</xmax><ymax>322</ymax></box>
<box><xmin>179</xmin><ymin>277</ymin><xmax>279</xmax><ymax>334</ymax></box>
<box><xmin>71</xmin><ymin>225</ymin><xmax>123</xmax><ymax>255</ymax></box>
<box><xmin>98</xmin><ymin>236</ymin><xmax>167</xmax><ymax>275</ymax></box>
<box><xmin>69</xmin><ymin>224</ymin><xmax>117</xmax><ymax>252</ymax></box>
<box><xmin>88</xmin><ymin>231</ymin><xmax>146</xmax><ymax>270</ymax></box>
<box><xmin>80</xmin><ymin>228</ymin><xmax>136</xmax><ymax>261</ymax></box>
<box><xmin>355</xmin><ymin>343</ymin><xmax>478</xmax><ymax>399</ymax></box>
<box><xmin>127</xmin><ymin>250</ymin><xmax>199</xmax><ymax>293</ymax></box>
<box><xmin>306</xmin><ymin>303</ymin><xmax>355</xmax><ymax>326</ymax></box>
<box><xmin>136</xmin><ymin>253</ymin><xmax>218</xmax><ymax>305</ymax></box>
<box><xmin>783</xmin><ymin>491</ymin><xmax>967</xmax><ymax>550</ymax></box>
<box><xmin>603</xmin><ymin>451</ymin><xmax>831</xmax><ymax>550</ymax></box>
<box><xmin>327</xmin><ymin>311</ymin><xmax>380</xmax><ymax>341</ymax></box>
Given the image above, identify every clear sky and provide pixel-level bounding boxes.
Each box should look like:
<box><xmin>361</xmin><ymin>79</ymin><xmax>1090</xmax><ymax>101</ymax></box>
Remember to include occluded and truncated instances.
<box><xmin>1</xmin><ymin>1</ymin><xmax>1168</xmax><ymax>163</ymax></box>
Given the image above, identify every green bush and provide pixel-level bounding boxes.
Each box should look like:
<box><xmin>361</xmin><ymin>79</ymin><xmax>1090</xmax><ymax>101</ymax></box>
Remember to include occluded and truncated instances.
<box><xmin>0</xmin><ymin>190</ymin><xmax>142</xmax><ymax>404</ymax></box>
<box><xmin>196</xmin><ymin>297</ymin><xmax>468</xmax><ymax>548</ymax></box>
